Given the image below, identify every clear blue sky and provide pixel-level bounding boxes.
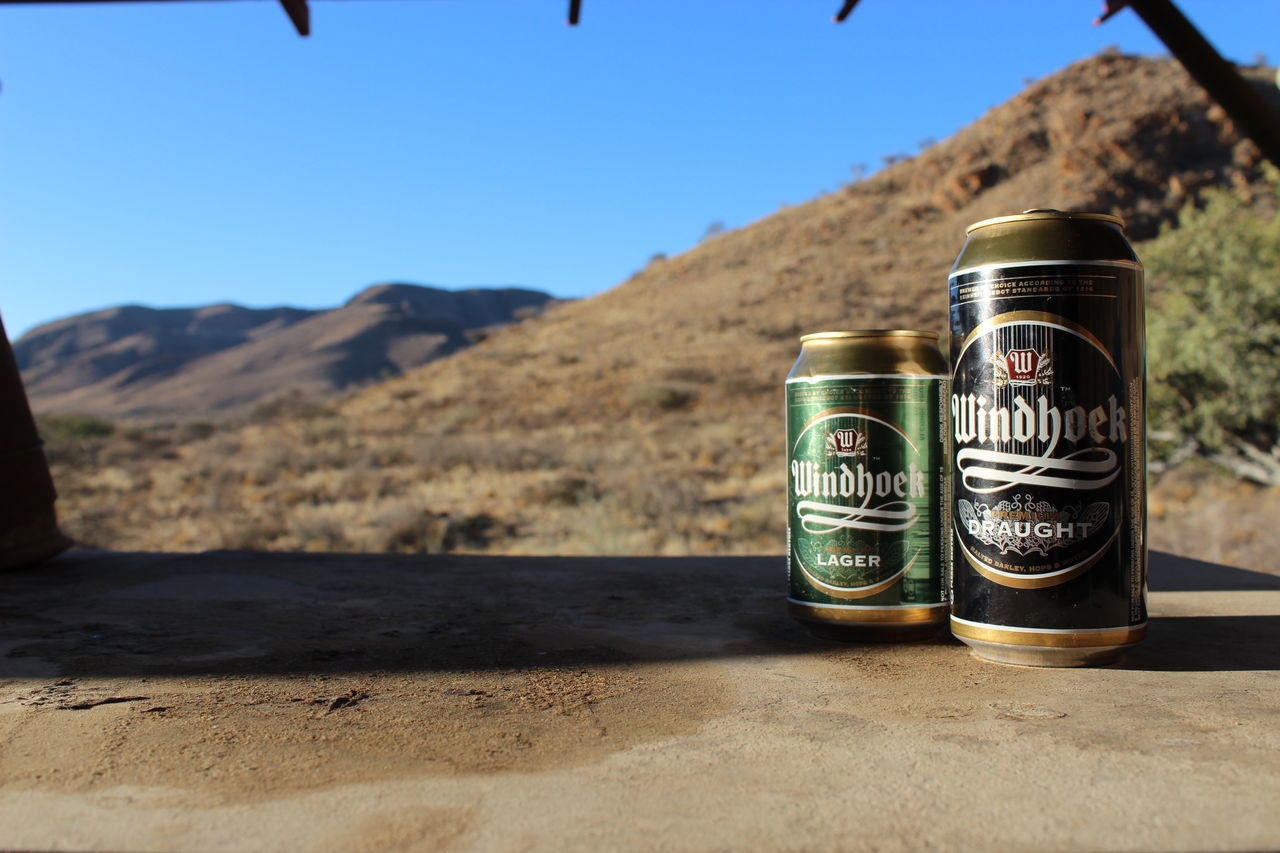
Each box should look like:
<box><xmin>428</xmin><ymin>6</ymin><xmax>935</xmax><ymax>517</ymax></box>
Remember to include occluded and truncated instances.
<box><xmin>2</xmin><ymin>0</ymin><xmax>1278</xmax><ymax>338</ymax></box>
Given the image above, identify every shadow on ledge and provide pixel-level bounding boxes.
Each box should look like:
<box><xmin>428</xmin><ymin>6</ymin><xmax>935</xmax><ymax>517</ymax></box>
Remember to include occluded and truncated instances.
<box><xmin>1119</xmin><ymin>551</ymin><xmax>1280</xmax><ymax>671</ymax></box>
<box><xmin>1116</xmin><ymin>615</ymin><xmax>1280</xmax><ymax>672</ymax></box>
<box><xmin>0</xmin><ymin>549</ymin><xmax>1275</xmax><ymax>678</ymax></box>
<box><xmin>1147</xmin><ymin>552</ymin><xmax>1280</xmax><ymax>592</ymax></box>
<box><xmin>0</xmin><ymin>549</ymin><xmax>815</xmax><ymax>678</ymax></box>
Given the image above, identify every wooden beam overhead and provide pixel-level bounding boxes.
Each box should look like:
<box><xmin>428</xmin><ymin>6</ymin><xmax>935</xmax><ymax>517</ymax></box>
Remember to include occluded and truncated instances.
<box><xmin>833</xmin><ymin>0</ymin><xmax>860</xmax><ymax>24</ymax></box>
<box><xmin>278</xmin><ymin>0</ymin><xmax>309</xmax><ymax>35</ymax></box>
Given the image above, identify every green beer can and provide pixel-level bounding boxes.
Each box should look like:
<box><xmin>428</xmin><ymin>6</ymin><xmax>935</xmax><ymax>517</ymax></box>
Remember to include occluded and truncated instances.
<box><xmin>786</xmin><ymin>331</ymin><xmax>948</xmax><ymax>641</ymax></box>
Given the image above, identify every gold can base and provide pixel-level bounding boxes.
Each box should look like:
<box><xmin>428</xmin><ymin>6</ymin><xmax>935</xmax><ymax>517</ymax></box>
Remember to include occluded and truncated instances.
<box><xmin>950</xmin><ymin>617</ymin><xmax>1146</xmax><ymax>667</ymax></box>
<box><xmin>789</xmin><ymin>600</ymin><xmax>947</xmax><ymax>643</ymax></box>
<box><xmin>956</xmin><ymin>636</ymin><xmax>1131</xmax><ymax>667</ymax></box>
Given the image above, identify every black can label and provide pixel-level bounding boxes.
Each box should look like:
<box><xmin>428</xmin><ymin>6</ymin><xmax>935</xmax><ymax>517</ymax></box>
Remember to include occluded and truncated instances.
<box><xmin>786</xmin><ymin>375</ymin><xmax>946</xmax><ymax>618</ymax></box>
<box><xmin>949</xmin><ymin>261</ymin><xmax>1146</xmax><ymax>633</ymax></box>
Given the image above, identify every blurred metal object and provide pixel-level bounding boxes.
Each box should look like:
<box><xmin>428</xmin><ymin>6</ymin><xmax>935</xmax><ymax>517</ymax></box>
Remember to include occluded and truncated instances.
<box><xmin>0</xmin><ymin>314</ymin><xmax>71</xmax><ymax>570</ymax></box>
<box><xmin>0</xmin><ymin>0</ymin><xmax>312</xmax><ymax>35</ymax></box>
<box><xmin>833</xmin><ymin>0</ymin><xmax>862</xmax><ymax>24</ymax></box>
<box><xmin>1095</xmin><ymin>0</ymin><xmax>1128</xmax><ymax>25</ymax></box>
<box><xmin>278</xmin><ymin>0</ymin><xmax>309</xmax><ymax>36</ymax></box>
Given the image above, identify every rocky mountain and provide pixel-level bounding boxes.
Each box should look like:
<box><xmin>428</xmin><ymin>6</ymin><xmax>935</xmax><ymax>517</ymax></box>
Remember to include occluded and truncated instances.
<box><xmin>343</xmin><ymin>53</ymin><xmax>1276</xmax><ymax>434</ymax></box>
<box><xmin>42</xmin><ymin>53</ymin><xmax>1280</xmax><ymax>575</ymax></box>
<box><xmin>16</xmin><ymin>284</ymin><xmax>557</xmax><ymax>415</ymax></box>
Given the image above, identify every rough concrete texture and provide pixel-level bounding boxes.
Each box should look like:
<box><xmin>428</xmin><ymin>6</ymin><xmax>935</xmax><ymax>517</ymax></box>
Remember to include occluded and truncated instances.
<box><xmin>0</xmin><ymin>550</ymin><xmax>1277</xmax><ymax>852</ymax></box>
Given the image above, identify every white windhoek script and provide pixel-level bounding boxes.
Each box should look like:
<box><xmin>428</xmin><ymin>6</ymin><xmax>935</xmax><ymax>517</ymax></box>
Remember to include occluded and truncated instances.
<box><xmin>790</xmin><ymin>412</ymin><xmax>924</xmax><ymax>535</ymax></box>
<box><xmin>951</xmin><ymin>392</ymin><xmax>1126</xmax><ymax>494</ymax></box>
<box><xmin>951</xmin><ymin>315</ymin><xmax>1127</xmax><ymax>495</ymax></box>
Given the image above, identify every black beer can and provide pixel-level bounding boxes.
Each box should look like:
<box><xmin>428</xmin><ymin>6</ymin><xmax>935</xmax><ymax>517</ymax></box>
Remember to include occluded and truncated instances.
<box><xmin>948</xmin><ymin>210</ymin><xmax>1147</xmax><ymax>666</ymax></box>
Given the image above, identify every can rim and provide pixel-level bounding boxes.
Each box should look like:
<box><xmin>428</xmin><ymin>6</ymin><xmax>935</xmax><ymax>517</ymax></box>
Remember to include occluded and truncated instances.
<box><xmin>965</xmin><ymin>209</ymin><xmax>1125</xmax><ymax>235</ymax></box>
<box><xmin>800</xmin><ymin>330</ymin><xmax>938</xmax><ymax>342</ymax></box>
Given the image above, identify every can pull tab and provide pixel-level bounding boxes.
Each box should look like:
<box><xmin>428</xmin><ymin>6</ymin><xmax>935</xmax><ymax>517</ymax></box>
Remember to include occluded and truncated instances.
<box><xmin>1022</xmin><ymin>208</ymin><xmax>1064</xmax><ymax>214</ymax></box>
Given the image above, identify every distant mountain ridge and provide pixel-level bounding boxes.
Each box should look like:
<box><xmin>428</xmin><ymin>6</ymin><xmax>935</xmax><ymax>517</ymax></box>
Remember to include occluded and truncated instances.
<box><xmin>16</xmin><ymin>284</ymin><xmax>558</xmax><ymax>416</ymax></box>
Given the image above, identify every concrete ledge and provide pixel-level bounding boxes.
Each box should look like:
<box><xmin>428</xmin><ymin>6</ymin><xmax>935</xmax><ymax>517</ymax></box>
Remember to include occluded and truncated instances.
<box><xmin>1</xmin><ymin>550</ymin><xmax>1278</xmax><ymax>851</ymax></box>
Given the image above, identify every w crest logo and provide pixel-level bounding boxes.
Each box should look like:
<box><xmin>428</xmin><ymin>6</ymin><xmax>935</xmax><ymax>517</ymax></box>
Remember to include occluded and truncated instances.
<box><xmin>825</xmin><ymin>428</ymin><xmax>867</xmax><ymax>457</ymax></box>
<box><xmin>991</xmin><ymin>349</ymin><xmax>1053</xmax><ymax>388</ymax></box>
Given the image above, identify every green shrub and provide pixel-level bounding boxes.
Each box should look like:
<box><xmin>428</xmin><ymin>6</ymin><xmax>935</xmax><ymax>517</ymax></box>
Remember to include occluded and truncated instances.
<box><xmin>39</xmin><ymin>413</ymin><xmax>115</xmax><ymax>442</ymax></box>
<box><xmin>628</xmin><ymin>383</ymin><xmax>697</xmax><ymax>411</ymax></box>
<box><xmin>1145</xmin><ymin>167</ymin><xmax>1280</xmax><ymax>481</ymax></box>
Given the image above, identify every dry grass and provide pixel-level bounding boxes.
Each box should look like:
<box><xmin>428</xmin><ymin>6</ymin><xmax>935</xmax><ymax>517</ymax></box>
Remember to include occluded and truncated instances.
<box><xmin>45</xmin><ymin>400</ymin><xmax>785</xmax><ymax>558</ymax></box>
<box><xmin>1148</xmin><ymin>463</ymin><xmax>1280</xmax><ymax>573</ymax></box>
<box><xmin>45</xmin><ymin>400</ymin><xmax>1280</xmax><ymax>577</ymax></box>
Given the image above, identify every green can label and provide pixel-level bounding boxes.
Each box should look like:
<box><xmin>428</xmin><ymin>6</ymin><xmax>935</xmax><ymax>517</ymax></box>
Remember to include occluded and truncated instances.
<box><xmin>786</xmin><ymin>375</ymin><xmax>946</xmax><ymax>613</ymax></box>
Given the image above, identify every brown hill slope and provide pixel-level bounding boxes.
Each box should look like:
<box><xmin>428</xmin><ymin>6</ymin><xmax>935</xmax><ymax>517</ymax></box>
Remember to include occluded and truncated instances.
<box><xmin>345</xmin><ymin>53</ymin><xmax>1270</xmax><ymax>432</ymax></box>
<box><xmin>19</xmin><ymin>284</ymin><xmax>556</xmax><ymax>416</ymax></box>
<box><xmin>46</xmin><ymin>53</ymin><xmax>1280</xmax><ymax>566</ymax></box>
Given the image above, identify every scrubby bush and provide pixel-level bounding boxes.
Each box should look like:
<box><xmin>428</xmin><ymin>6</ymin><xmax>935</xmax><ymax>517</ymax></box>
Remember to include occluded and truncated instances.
<box><xmin>37</xmin><ymin>413</ymin><xmax>116</xmax><ymax>468</ymax></box>
<box><xmin>1145</xmin><ymin>166</ymin><xmax>1280</xmax><ymax>483</ymax></box>
<box><xmin>39</xmin><ymin>413</ymin><xmax>114</xmax><ymax>442</ymax></box>
<box><xmin>628</xmin><ymin>383</ymin><xmax>697</xmax><ymax>411</ymax></box>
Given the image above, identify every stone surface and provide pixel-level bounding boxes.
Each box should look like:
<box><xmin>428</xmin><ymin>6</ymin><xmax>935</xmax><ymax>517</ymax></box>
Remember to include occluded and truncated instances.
<box><xmin>0</xmin><ymin>550</ymin><xmax>1278</xmax><ymax>851</ymax></box>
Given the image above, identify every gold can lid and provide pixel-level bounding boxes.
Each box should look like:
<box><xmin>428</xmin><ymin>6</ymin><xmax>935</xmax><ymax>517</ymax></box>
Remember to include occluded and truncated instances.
<box><xmin>800</xmin><ymin>330</ymin><xmax>938</xmax><ymax>342</ymax></box>
<box><xmin>965</xmin><ymin>208</ymin><xmax>1125</xmax><ymax>235</ymax></box>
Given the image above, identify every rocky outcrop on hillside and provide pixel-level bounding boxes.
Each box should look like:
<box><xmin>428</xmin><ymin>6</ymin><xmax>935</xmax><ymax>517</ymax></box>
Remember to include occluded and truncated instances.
<box><xmin>349</xmin><ymin>54</ymin><xmax>1276</xmax><ymax>433</ymax></box>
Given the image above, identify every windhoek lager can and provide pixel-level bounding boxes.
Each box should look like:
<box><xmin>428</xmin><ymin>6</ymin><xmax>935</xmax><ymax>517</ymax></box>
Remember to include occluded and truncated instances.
<box><xmin>786</xmin><ymin>331</ymin><xmax>947</xmax><ymax>641</ymax></box>
<box><xmin>948</xmin><ymin>210</ymin><xmax>1147</xmax><ymax>666</ymax></box>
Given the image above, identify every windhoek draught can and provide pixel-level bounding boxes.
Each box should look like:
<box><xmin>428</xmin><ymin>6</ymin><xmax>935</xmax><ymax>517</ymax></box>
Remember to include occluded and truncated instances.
<box><xmin>786</xmin><ymin>331</ymin><xmax>947</xmax><ymax>641</ymax></box>
<box><xmin>948</xmin><ymin>210</ymin><xmax>1147</xmax><ymax>666</ymax></box>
